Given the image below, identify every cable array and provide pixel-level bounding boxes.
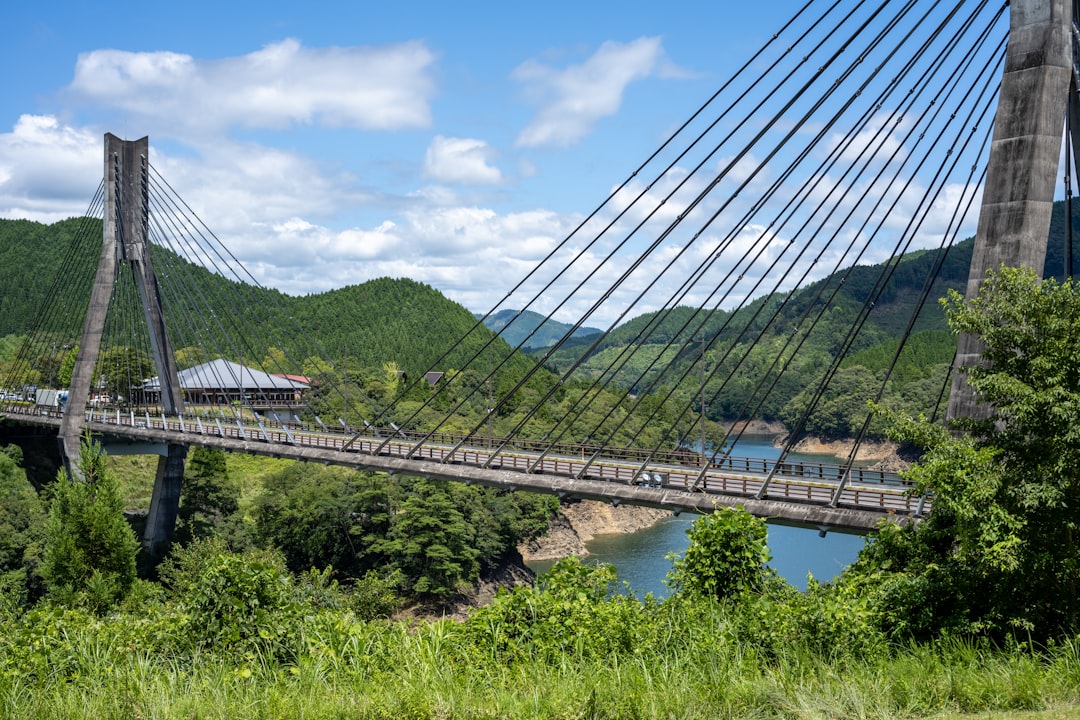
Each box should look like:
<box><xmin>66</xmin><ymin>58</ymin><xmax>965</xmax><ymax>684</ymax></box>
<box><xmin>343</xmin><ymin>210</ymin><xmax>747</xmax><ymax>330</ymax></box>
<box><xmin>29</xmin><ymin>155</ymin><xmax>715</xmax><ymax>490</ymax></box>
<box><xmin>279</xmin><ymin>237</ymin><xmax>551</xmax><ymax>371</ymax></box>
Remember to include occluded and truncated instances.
<box><xmin>3</xmin><ymin>1</ymin><xmax>1015</xmax><ymax>479</ymax></box>
<box><xmin>369</xmin><ymin>0</ymin><xmax>1008</xmax><ymax>467</ymax></box>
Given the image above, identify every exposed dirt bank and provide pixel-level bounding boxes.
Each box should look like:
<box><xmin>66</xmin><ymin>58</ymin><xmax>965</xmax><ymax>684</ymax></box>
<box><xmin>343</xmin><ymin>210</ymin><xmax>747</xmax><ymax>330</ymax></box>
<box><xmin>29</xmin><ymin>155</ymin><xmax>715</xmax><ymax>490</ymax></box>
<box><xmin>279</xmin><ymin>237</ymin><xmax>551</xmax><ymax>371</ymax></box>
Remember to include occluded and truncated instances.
<box><xmin>518</xmin><ymin>500</ymin><xmax>671</xmax><ymax>563</ymax></box>
<box><xmin>785</xmin><ymin>435</ymin><xmax>900</xmax><ymax>463</ymax></box>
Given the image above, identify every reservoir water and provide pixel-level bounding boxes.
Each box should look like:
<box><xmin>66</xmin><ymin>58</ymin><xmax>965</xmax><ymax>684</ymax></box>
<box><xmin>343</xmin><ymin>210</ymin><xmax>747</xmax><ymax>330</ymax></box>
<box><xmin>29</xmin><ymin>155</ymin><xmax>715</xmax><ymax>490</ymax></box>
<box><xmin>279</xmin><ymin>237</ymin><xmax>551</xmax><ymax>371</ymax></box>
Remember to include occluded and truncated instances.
<box><xmin>526</xmin><ymin>437</ymin><xmax>868</xmax><ymax>595</ymax></box>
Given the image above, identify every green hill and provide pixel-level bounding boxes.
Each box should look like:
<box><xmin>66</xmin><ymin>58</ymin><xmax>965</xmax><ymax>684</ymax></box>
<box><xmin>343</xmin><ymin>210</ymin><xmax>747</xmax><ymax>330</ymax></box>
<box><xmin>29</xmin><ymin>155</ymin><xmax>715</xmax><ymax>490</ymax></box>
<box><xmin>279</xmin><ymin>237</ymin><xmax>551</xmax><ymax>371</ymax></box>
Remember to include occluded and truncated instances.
<box><xmin>480</xmin><ymin>308</ymin><xmax>601</xmax><ymax>350</ymax></box>
<box><xmin>0</xmin><ymin>218</ymin><xmax>527</xmax><ymax>381</ymax></box>
<box><xmin>5</xmin><ymin>202</ymin><xmax>1080</xmax><ymax>439</ymax></box>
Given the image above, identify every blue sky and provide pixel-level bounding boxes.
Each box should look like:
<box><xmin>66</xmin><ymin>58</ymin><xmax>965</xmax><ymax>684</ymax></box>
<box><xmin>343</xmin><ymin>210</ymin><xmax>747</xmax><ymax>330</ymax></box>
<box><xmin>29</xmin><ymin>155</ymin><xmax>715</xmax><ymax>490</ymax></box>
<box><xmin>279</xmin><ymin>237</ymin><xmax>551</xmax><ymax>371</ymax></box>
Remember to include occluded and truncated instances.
<box><xmin>0</xmin><ymin>2</ymin><xmax>1014</xmax><ymax>324</ymax></box>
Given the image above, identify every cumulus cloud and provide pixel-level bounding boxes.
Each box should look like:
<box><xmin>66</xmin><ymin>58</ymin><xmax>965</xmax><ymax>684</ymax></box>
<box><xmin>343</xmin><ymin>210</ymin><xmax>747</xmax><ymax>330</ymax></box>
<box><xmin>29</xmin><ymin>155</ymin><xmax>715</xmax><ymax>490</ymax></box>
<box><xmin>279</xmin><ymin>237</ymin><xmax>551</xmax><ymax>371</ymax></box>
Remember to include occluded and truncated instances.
<box><xmin>422</xmin><ymin>135</ymin><xmax>502</xmax><ymax>184</ymax></box>
<box><xmin>0</xmin><ymin>115</ymin><xmax>100</xmax><ymax>222</ymax></box>
<box><xmin>514</xmin><ymin>37</ymin><xmax>676</xmax><ymax>148</ymax></box>
<box><xmin>824</xmin><ymin>111</ymin><xmax>909</xmax><ymax>166</ymax></box>
<box><xmin>228</xmin><ymin>206</ymin><xmax>574</xmax><ymax>312</ymax></box>
<box><xmin>68</xmin><ymin>39</ymin><xmax>437</xmax><ymax>136</ymax></box>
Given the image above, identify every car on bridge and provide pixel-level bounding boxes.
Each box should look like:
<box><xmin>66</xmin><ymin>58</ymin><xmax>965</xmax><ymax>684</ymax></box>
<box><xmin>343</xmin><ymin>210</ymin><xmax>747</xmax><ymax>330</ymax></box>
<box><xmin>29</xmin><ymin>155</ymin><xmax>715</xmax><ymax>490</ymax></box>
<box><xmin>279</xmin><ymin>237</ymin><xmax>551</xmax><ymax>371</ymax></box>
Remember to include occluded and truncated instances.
<box><xmin>633</xmin><ymin>472</ymin><xmax>666</xmax><ymax>489</ymax></box>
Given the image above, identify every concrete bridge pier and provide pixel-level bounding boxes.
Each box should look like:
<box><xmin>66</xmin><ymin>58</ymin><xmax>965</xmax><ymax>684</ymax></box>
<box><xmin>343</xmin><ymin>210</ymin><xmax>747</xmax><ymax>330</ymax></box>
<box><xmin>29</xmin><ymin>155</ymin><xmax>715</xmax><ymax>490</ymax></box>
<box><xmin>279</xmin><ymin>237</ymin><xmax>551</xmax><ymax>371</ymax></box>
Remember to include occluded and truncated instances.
<box><xmin>59</xmin><ymin>133</ymin><xmax>188</xmax><ymax>562</ymax></box>
<box><xmin>948</xmin><ymin>0</ymin><xmax>1077</xmax><ymax>420</ymax></box>
<box><xmin>143</xmin><ymin>443</ymin><xmax>188</xmax><ymax>559</ymax></box>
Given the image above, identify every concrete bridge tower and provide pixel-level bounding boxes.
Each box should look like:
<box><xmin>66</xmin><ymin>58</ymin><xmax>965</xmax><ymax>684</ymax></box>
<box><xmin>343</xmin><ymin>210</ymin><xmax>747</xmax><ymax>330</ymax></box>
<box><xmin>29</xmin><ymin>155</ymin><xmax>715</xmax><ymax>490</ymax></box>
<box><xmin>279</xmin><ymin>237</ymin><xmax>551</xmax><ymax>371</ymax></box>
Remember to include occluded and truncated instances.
<box><xmin>948</xmin><ymin>0</ymin><xmax>1080</xmax><ymax>420</ymax></box>
<box><xmin>58</xmin><ymin>133</ymin><xmax>187</xmax><ymax>561</ymax></box>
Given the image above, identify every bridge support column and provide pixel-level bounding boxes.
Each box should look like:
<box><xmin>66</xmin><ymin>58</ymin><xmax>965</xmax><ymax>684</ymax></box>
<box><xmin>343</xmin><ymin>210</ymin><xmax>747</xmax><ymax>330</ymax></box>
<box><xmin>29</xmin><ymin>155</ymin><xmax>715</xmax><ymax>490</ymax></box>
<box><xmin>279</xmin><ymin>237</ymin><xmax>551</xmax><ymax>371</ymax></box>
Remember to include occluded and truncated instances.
<box><xmin>948</xmin><ymin>0</ymin><xmax>1074</xmax><ymax>421</ymax></box>
<box><xmin>143</xmin><ymin>443</ymin><xmax>188</xmax><ymax>559</ymax></box>
<box><xmin>60</xmin><ymin>133</ymin><xmax>188</xmax><ymax>563</ymax></box>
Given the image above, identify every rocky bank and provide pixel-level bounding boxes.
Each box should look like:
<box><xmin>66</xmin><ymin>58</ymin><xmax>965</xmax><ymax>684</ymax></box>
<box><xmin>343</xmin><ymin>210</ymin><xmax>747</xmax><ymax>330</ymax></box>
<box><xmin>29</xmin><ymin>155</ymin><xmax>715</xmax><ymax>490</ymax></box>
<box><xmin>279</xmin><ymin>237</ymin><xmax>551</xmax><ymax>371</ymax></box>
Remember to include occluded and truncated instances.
<box><xmin>516</xmin><ymin>431</ymin><xmax>910</xmax><ymax>566</ymax></box>
<box><xmin>518</xmin><ymin>499</ymin><xmax>671</xmax><ymax>563</ymax></box>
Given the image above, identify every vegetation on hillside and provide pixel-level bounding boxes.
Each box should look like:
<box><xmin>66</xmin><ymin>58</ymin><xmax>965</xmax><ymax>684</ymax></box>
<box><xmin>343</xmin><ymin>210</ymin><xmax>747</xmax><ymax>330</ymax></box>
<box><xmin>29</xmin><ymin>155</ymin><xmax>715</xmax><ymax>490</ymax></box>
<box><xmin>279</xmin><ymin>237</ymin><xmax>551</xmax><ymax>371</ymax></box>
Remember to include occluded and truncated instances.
<box><xmin>0</xmin><ymin>263</ymin><xmax>1078</xmax><ymax>717</ymax></box>
<box><xmin>4</xmin><ymin>202</ymin><xmax>1080</xmax><ymax>444</ymax></box>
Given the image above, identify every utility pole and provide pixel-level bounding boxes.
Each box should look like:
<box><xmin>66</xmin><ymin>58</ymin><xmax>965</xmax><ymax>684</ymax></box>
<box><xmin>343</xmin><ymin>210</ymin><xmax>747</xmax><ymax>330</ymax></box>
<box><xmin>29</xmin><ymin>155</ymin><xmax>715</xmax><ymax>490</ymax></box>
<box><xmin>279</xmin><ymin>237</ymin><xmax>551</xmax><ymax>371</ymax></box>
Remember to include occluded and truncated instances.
<box><xmin>487</xmin><ymin>341</ymin><xmax>494</xmax><ymax>448</ymax></box>
<box><xmin>700</xmin><ymin>336</ymin><xmax>707</xmax><ymax>467</ymax></box>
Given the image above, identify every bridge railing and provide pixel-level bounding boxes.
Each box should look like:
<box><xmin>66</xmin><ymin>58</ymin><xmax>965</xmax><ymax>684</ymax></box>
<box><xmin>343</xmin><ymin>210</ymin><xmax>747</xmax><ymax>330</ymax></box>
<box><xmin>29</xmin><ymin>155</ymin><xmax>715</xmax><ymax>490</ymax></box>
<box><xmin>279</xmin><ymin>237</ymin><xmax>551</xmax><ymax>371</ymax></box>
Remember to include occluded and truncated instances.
<box><xmin>4</xmin><ymin>402</ymin><xmax>925</xmax><ymax>518</ymax></box>
<box><xmin>7</xmin><ymin>401</ymin><xmax>909</xmax><ymax>488</ymax></box>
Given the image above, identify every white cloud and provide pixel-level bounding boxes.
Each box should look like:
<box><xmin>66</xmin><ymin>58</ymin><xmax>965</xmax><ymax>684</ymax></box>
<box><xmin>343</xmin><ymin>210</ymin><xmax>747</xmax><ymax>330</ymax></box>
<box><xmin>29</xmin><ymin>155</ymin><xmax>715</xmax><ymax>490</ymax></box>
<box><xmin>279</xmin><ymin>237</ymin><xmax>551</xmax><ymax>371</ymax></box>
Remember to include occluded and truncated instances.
<box><xmin>229</xmin><ymin>206</ymin><xmax>575</xmax><ymax>314</ymax></box>
<box><xmin>0</xmin><ymin>115</ymin><xmax>100</xmax><ymax>222</ymax></box>
<box><xmin>824</xmin><ymin>111</ymin><xmax>908</xmax><ymax>166</ymax></box>
<box><xmin>68</xmin><ymin>39</ymin><xmax>437</xmax><ymax>137</ymax></box>
<box><xmin>514</xmin><ymin>37</ymin><xmax>673</xmax><ymax>148</ymax></box>
<box><xmin>422</xmin><ymin>135</ymin><xmax>502</xmax><ymax>184</ymax></box>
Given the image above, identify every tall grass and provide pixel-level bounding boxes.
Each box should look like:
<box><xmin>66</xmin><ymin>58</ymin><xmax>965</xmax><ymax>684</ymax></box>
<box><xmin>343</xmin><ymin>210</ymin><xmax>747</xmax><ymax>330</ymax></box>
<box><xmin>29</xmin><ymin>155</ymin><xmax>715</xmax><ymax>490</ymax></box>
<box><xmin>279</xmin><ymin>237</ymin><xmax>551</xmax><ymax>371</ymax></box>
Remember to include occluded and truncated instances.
<box><xmin>2</xmin><ymin>575</ymin><xmax>1079</xmax><ymax>719</ymax></box>
<box><xmin>3</xmin><ymin>615</ymin><xmax>1079</xmax><ymax>719</ymax></box>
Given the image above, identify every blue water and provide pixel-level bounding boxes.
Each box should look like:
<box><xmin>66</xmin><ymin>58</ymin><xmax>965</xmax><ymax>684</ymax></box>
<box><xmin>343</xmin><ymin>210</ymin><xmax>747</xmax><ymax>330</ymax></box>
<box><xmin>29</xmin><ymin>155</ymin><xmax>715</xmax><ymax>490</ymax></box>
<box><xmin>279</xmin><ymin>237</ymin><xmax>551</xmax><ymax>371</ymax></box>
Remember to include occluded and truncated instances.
<box><xmin>526</xmin><ymin>437</ymin><xmax>867</xmax><ymax>594</ymax></box>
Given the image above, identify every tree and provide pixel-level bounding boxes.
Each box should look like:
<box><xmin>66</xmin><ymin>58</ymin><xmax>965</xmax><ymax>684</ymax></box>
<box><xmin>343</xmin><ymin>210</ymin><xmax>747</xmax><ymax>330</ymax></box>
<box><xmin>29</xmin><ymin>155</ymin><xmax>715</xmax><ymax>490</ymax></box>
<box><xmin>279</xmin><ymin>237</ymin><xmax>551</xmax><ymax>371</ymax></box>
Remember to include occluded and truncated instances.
<box><xmin>173</xmin><ymin>446</ymin><xmax>239</xmax><ymax>546</ymax></box>
<box><xmin>869</xmin><ymin>266</ymin><xmax>1080</xmax><ymax>640</ymax></box>
<box><xmin>158</xmin><ymin>538</ymin><xmax>297</xmax><ymax>656</ymax></box>
<box><xmin>666</xmin><ymin>506</ymin><xmax>774</xmax><ymax>602</ymax></box>
<box><xmin>376</xmin><ymin>478</ymin><xmax>480</xmax><ymax>597</ymax></box>
<box><xmin>40</xmin><ymin>435</ymin><xmax>139</xmax><ymax>612</ymax></box>
<box><xmin>57</xmin><ymin>344</ymin><xmax>77</xmax><ymax>387</ymax></box>
<box><xmin>0</xmin><ymin>444</ymin><xmax>46</xmax><ymax>607</ymax></box>
<box><xmin>254</xmin><ymin>463</ymin><xmax>393</xmax><ymax>578</ymax></box>
<box><xmin>95</xmin><ymin>346</ymin><xmax>153</xmax><ymax>405</ymax></box>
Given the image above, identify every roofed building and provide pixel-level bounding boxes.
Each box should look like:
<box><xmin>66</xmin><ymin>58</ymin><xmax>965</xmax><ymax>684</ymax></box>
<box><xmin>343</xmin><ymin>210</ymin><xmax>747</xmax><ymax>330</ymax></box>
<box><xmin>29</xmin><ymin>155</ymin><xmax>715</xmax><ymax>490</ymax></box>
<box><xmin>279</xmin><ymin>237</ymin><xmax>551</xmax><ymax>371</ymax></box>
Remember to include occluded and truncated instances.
<box><xmin>136</xmin><ymin>358</ymin><xmax>309</xmax><ymax>413</ymax></box>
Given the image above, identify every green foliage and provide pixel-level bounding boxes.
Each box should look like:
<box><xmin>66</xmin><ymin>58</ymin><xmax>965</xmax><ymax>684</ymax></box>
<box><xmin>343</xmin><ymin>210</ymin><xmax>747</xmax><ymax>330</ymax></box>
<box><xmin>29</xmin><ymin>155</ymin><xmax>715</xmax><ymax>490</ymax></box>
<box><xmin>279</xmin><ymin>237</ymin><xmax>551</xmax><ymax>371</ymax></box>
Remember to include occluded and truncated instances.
<box><xmin>57</xmin><ymin>345</ymin><xmax>77</xmax><ymax>388</ymax></box>
<box><xmin>255</xmin><ymin>462</ymin><xmax>394</xmax><ymax>578</ymax></box>
<box><xmin>465</xmin><ymin>556</ymin><xmax>654</xmax><ymax>663</ymax></box>
<box><xmin>729</xmin><ymin>568</ymin><xmax>887</xmax><ymax>659</ymax></box>
<box><xmin>375</xmin><ymin>478</ymin><xmax>480</xmax><ymax>597</ymax></box>
<box><xmin>158</xmin><ymin>538</ymin><xmax>297</xmax><ymax>656</ymax></box>
<box><xmin>667</xmin><ymin>506</ymin><xmax>774</xmax><ymax>601</ymax></box>
<box><xmin>94</xmin><ymin>345</ymin><xmax>153</xmax><ymax>405</ymax></box>
<box><xmin>40</xmin><ymin>436</ymin><xmax>139</xmax><ymax>613</ymax></box>
<box><xmin>0</xmin><ymin>219</ymin><xmax>91</xmax><ymax>338</ymax></box>
<box><xmin>781</xmin><ymin>364</ymin><xmax>883</xmax><ymax>440</ymax></box>
<box><xmin>0</xmin><ymin>444</ymin><xmax>45</xmax><ymax>607</ymax></box>
<box><xmin>350</xmin><ymin>568</ymin><xmax>405</xmax><ymax>620</ymax></box>
<box><xmin>252</xmin><ymin>459</ymin><xmax>554</xmax><ymax>599</ymax></box>
<box><xmin>174</xmin><ymin>446</ymin><xmax>239</xmax><ymax>545</ymax></box>
<box><xmin>867</xmin><ymin>266</ymin><xmax>1080</xmax><ymax>641</ymax></box>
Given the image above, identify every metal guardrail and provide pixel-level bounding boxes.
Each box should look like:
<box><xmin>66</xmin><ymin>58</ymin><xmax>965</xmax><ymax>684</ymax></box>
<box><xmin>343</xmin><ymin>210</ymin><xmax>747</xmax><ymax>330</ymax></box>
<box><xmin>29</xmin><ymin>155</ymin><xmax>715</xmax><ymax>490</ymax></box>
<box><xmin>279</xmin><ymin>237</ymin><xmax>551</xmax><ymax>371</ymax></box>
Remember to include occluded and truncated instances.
<box><xmin>0</xmin><ymin>402</ymin><xmax>927</xmax><ymax>519</ymax></box>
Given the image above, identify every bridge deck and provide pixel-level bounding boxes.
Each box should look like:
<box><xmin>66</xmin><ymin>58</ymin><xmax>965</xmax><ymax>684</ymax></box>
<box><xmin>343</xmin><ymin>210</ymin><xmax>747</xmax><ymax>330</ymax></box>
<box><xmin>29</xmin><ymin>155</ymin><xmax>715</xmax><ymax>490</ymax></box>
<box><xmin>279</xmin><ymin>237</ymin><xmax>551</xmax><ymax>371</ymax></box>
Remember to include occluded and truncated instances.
<box><xmin>2</xmin><ymin>404</ymin><xmax>926</xmax><ymax>533</ymax></box>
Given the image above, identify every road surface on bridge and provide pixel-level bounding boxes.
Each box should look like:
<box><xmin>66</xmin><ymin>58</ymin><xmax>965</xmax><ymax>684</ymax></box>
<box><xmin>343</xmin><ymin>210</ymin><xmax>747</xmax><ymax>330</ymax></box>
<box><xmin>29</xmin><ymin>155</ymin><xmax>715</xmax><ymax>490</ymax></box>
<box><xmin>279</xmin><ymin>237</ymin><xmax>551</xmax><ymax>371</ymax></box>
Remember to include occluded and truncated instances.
<box><xmin>2</xmin><ymin>402</ymin><xmax>926</xmax><ymax>533</ymax></box>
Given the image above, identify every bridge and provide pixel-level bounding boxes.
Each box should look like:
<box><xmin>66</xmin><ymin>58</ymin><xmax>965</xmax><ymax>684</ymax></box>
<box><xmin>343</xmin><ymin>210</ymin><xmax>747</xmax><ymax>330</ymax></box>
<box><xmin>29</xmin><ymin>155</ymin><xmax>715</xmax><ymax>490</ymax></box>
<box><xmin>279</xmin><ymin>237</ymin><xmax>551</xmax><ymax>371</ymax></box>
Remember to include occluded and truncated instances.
<box><xmin>1</xmin><ymin>0</ymin><xmax>1075</xmax><ymax>556</ymax></box>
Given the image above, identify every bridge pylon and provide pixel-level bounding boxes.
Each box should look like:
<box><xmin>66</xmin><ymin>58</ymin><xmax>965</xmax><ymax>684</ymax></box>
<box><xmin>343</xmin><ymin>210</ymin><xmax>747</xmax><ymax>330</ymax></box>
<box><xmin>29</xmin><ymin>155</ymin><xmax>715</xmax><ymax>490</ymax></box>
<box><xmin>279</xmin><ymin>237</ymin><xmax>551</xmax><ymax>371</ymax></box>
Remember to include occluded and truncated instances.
<box><xmin>948</xmin><ymin>0</ymin><xmax>1080</xmax><ymax>421</ymax></box>
<box><xmin>58</xmin><ymin>133</ymin><xmax>188</xmax><ymax>561</ymax></box>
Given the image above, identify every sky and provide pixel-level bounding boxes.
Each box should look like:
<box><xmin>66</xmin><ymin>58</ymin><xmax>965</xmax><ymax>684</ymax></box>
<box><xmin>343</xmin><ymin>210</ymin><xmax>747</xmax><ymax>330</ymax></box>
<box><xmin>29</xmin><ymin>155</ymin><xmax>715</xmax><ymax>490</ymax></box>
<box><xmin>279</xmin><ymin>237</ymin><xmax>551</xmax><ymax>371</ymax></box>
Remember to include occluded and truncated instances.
<box><xmin>0</xmin><ymin>2</ymin><xmax>1017</xmax><ymax>326</ymax></box>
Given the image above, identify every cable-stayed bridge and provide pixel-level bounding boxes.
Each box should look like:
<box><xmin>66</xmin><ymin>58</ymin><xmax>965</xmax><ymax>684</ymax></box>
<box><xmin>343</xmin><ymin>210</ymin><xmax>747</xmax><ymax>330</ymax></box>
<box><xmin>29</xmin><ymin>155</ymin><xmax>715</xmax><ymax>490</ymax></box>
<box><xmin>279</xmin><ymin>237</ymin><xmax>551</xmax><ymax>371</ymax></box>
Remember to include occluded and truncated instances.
<box><xmin>2</xmin><ymin>1</ymin><xmax>1076</xmax><ymax>556</ymax></box>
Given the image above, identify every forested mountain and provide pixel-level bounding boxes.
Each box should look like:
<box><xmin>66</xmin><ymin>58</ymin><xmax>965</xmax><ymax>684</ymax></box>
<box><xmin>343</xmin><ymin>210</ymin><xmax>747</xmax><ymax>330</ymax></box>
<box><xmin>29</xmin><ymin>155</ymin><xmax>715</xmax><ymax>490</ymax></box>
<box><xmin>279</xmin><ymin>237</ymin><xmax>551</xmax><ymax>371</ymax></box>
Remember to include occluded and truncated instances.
<box><xmin>0</xmin><ymin>218</ymin><xmax>84</xmax><ymax>333</ymax></box>
<box><xmin>480</xmin><ymin>308</ymin><xmax>601</xmax><ymax>350</ymax></box>
<box><xmin>4</xmin><ymin>204</ymin><xmax>1080</xmax><ymax>440</ymax></box>
<box><xmin>538</xmin><ymin>200</ymin><xmax>1080</xmax><ymax>437</ymax></box>
<box><xmin>0</xmin><ymin>218</ymin><xmax>527</xmax><ymax>381</ymax></box>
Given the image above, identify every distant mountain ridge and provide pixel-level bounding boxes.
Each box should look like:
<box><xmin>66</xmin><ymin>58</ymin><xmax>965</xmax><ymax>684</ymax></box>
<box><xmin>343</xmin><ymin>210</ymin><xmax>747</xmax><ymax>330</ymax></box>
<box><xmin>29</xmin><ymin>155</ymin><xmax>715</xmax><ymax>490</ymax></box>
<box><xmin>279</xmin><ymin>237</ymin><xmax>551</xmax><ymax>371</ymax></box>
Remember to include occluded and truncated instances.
<box><xmin>479</xmin><ymin>309</ymin><xmax>602</xmax><ymax>350</ymax></box>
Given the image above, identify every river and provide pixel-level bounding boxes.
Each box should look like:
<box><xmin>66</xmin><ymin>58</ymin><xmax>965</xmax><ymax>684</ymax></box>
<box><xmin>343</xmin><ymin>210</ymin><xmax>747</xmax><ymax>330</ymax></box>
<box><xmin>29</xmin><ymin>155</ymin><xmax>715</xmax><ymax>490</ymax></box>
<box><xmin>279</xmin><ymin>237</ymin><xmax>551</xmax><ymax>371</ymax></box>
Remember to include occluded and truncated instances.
<box><xmin>526</xmin><ymin>436</ymin><xmax>868</xmax><ymax>594</ymax></box>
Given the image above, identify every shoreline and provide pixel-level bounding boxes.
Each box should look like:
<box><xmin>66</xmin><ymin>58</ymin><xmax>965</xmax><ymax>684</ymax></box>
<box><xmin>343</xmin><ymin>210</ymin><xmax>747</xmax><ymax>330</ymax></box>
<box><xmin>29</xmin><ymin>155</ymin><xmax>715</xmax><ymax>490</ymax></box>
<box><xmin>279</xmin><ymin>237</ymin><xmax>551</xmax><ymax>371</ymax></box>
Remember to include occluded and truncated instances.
<box><xmin>518</xmin><ymin>499</ymin><xmax>670</xmax><ymax>563</ymax></box>
<box><xmin>519</xmin><ymin>431</ymin><xmax>907</xmax><ymax>563</ymax></box>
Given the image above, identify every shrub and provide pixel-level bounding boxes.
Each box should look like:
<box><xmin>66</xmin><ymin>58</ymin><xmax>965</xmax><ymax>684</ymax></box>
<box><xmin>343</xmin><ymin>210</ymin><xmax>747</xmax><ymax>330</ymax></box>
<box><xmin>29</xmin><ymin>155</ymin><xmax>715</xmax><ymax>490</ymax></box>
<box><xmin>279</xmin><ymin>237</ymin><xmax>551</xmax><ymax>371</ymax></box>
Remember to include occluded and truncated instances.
<box><xmin>666</xmin><ymin>506</ymin><xmax>775</xmax><ymax>602</ymax></box>
<box><xmin>158</xmin><ymin>538</ymin><xmax>298</xmax><ymax>657</ymax></box>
